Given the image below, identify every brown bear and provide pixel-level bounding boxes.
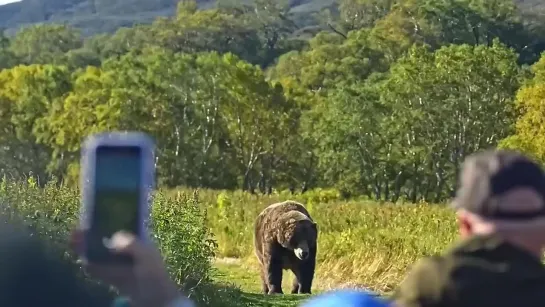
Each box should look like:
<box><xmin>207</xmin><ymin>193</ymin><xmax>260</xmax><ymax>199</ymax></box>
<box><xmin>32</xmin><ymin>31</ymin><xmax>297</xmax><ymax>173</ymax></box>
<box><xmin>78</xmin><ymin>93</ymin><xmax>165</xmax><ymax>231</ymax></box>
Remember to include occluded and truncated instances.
<box><xmin>253</xmin><ymin>200</ymin><xmax>318</xmax><ymax>295</ymax></box>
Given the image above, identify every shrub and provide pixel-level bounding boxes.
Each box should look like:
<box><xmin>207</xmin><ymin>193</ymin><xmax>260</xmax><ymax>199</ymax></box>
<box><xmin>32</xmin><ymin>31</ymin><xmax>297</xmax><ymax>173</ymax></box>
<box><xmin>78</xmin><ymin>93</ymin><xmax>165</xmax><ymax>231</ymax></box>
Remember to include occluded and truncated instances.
<box><xmin>151</xmin><ymin>190</ymin><xmax>218</xmax><ymax>296</ymax></box>
<box><xmin>0</xmin><ymin>178</ymin><xmax>238</xmax><ymax>306</ymax></box>
<box><xmin>0</xmin><ymin>176</ymin><xmax>113</xmax><ymax>304</ymax></box>
<box><xmin>0</xmin><ymin>176</ymin><xmax>80</xmax><ymax>252</ymax></box>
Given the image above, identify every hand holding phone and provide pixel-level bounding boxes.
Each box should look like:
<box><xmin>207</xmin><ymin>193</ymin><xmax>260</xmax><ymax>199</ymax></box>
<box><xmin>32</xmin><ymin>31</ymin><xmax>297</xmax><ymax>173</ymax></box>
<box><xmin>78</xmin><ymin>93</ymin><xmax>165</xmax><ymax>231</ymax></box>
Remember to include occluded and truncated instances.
<box><xmin>79</xmin><ymin>131</ymin><xmax>155</xmax><ymax>264</ymax></box>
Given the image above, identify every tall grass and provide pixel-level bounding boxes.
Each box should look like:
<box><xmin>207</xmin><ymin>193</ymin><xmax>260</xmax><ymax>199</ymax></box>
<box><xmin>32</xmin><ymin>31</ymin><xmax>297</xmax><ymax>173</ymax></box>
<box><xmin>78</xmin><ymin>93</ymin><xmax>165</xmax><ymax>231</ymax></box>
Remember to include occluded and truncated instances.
<box><xmin>0</xmin><ymin>177</ymin><xmax>459</xmax><ymax>303</ymax></box>
<box><xmin>172</xmin><ymin>187</ymin><xmax>459</xmax><ymax>293</ymax></box>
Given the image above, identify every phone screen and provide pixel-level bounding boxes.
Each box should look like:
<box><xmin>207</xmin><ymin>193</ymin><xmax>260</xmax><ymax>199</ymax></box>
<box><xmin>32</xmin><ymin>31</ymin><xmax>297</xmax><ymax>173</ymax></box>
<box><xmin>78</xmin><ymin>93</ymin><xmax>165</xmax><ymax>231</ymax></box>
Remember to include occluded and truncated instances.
<box><xmin>87</xmin><ymin>145</ymin><xmax>142</xmax><ymax>263</ymax></box>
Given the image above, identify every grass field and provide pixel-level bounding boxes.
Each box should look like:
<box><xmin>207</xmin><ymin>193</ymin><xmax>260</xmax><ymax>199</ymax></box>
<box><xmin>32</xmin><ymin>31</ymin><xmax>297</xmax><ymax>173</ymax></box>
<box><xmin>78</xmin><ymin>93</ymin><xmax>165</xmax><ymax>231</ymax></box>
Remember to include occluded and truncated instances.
<box><xmin>169</xmin><ymin>188</ymin><xmax>460</xmax><ymax>305</ymax></box>
<box><xmin>0</xmin><ymin>179</ymin><xmax>460</xmax><ymax>306</ymax></box>
<box><xmin>213</xmin><ymin>259</ymin><xmax>309</xmax><ymax>306</ymax></box>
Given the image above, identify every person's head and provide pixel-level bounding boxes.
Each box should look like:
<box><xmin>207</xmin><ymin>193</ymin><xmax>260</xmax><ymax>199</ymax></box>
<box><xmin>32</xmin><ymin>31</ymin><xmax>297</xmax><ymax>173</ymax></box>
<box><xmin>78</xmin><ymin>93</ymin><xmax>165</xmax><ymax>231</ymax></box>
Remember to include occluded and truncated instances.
<box><xmin>452</xmin><ymin>149</ymin><xmax>545</xmax><ymax>256</ymax></box>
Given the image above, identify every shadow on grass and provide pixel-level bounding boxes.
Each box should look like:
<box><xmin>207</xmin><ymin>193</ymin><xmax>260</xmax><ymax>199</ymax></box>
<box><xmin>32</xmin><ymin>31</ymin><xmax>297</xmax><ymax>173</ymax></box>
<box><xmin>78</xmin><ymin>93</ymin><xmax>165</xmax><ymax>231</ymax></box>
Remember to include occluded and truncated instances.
<box><xmin>210</xmin><ymin>261</ymin><xmax>313</xmax><ymax>306</ymax></box>
<box><xmin>204</xmin><ymin>281</ymin><xmax>310</xmax><ymax>307</ymax></box>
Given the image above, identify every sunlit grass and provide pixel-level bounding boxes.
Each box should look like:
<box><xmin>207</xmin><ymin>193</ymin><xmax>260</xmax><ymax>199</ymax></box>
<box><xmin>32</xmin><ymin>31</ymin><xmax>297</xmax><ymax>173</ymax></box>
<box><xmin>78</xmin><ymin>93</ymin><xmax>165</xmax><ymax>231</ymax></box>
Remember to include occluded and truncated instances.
<box><xmin>168</xmin><ymin>187</ymin><xmax>459</xmax><ymax>294</ymax></box>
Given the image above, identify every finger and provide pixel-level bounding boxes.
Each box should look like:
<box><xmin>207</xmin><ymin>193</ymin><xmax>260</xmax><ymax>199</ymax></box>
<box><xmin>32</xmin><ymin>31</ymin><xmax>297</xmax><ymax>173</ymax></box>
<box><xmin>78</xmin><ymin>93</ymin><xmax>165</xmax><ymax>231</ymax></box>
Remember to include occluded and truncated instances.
<box><xmin>69</xmin><ymin>228</ymin><xmax>84</xmax><ymax>255</ymax></box>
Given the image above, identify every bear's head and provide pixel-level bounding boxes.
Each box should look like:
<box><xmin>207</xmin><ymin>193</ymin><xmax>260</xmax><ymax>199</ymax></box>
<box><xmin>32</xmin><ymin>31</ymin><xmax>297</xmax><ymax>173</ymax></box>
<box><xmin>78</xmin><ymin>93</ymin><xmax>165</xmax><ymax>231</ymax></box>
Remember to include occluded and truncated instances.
<box><xmin>278</xmin><ymin>211</ymin><xmax>318</xmax><ymax>261</ymax></box>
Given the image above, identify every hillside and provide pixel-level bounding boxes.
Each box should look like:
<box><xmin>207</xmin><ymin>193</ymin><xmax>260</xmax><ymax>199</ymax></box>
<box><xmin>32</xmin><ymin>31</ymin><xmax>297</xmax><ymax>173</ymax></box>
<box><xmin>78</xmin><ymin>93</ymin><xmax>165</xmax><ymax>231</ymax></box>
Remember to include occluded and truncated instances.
<box><xmin>0</xmin><ymin>0</ymin><xmax>336</xmax><ymax>36</ymax></box>
<box><xmin>516</xmin><ymin>0</ymin><xmax>545</xmax><ymax>11</ymax></box>
<box><xmin>1</xmin><ymin>0</ymin><xmax>543</xmax><ymax>37</ymax></box>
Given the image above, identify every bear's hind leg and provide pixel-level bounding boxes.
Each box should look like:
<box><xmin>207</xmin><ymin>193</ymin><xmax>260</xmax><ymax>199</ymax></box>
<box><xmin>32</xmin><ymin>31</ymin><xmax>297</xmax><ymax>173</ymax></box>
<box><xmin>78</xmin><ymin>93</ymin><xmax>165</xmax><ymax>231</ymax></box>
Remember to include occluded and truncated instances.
<box><xmin>259</xmin><ymin>267</ymin><xmax>269</xmax><ymax>294</ymax></box>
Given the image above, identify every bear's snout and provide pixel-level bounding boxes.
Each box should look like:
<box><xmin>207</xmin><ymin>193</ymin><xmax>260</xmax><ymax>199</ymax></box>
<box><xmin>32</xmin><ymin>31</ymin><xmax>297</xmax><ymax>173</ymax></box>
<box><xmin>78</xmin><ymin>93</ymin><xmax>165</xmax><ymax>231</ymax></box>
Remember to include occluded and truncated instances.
<box><xmin>294</xmin><ymin>241</ymin><xmax>310</xmax><ymax>260</ymax></box>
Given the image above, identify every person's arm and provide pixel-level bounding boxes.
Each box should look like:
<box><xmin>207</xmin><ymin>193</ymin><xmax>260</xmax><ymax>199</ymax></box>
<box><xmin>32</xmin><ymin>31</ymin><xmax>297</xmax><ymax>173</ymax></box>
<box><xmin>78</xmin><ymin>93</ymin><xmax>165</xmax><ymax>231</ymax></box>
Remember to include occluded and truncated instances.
<box><xmin>391</xmin><ymin>257</ymin><xmax>446</xmax><ymax>307</ymax></box>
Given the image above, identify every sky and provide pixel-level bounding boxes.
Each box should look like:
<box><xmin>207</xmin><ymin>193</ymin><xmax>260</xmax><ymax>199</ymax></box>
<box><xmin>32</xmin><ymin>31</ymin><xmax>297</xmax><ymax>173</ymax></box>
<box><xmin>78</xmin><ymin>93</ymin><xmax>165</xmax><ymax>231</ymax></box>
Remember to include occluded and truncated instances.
<box><xmin>0</xmin><ymin>0</ymin><xmax>20</xmax><ymax>5</ymax></box>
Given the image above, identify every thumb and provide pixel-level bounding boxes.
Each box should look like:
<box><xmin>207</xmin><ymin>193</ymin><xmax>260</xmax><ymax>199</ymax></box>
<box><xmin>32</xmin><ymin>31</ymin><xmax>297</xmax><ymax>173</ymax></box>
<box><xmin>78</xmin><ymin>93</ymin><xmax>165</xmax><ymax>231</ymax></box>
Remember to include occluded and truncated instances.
<box><xmin>107</xmin><ymin>231</ymin><xmax>146</xmax><ymax>258</ymax></box>
<box><xmin>107</xmin><ymin>231</ymin><xmax>165</xmax><ymax>266</ymax></box>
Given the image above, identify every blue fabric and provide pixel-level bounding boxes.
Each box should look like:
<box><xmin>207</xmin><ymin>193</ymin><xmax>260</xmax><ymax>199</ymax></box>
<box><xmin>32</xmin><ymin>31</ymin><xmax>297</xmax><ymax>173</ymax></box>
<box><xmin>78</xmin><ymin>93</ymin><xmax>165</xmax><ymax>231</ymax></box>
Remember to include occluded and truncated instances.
<box><xmin>301</xmin><ymin>290</ymin><xmax>390</xmax><ymax>307</ymax></box>
<box><xmin>111</xmin><ymin>296</ymin><xmax>131</xmax><ymax>307</ymax></box>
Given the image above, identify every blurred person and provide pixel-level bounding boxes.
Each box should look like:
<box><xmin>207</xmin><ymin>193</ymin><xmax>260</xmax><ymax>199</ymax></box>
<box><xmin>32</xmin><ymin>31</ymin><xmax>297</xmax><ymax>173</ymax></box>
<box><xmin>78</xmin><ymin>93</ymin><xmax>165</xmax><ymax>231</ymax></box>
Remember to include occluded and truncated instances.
<box><xmin>392</xmin><ymin>149</ymin><xmax>545</xmax><ymax>307</ymax></box>
<box><xmin>70</xmin><ymin>229</ymin><xmax>196</xmax><ymax>307</ymax></box>
<box><xmin>0</xmin><ymin>221</ymin><xmax>105</xmax><ymax>307</ymax></box>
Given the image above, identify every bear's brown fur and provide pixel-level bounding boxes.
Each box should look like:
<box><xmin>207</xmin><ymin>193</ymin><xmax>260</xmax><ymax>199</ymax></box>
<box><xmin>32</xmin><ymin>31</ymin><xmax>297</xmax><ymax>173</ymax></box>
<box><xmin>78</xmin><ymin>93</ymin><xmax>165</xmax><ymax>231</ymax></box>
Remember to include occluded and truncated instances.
<box><xmin>254</xmin><ymin>200</ymin><xmax>318</xmax><ymax>295</ymax></box>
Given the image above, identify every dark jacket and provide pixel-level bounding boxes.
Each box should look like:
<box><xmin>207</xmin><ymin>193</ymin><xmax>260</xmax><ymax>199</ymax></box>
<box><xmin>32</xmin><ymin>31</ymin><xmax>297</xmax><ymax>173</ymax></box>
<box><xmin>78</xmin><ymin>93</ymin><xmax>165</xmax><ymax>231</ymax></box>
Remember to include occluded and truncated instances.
<box><xmin>392</xmin><ymin>233</ymin><xmax>545</xmax><ymax>307</ymax></box>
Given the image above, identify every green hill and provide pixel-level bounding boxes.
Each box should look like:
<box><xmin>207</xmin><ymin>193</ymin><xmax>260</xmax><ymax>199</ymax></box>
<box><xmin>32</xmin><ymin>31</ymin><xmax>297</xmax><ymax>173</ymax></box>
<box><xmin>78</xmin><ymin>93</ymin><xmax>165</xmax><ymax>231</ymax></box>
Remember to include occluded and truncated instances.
<box><xmin>0</xmin><ymin>0</ymin><xmax>336</xmax><ymax>36</ymax></box>
<box><xmin>1</xmin><ymin>0</ymin><xmax>542</xmax><ymax>37</ymax></box>
<box><xmin>516</xmin><ymin>0</ymin><xmax>545</xmax><ymax>11</ymax></box>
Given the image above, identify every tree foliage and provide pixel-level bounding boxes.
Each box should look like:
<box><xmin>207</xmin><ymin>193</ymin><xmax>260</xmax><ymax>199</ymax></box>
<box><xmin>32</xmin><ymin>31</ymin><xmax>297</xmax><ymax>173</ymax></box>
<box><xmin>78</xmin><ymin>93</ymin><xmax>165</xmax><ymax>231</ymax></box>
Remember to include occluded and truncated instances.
<box><xmin>499</xmin><ymin>54</ymin><xmax>545</xmax><ymax>162</ymax></box>
<box><xmin>0</xmin><ymin>0</ymin><xmax>544</xmax><ymax>202</ymax></box>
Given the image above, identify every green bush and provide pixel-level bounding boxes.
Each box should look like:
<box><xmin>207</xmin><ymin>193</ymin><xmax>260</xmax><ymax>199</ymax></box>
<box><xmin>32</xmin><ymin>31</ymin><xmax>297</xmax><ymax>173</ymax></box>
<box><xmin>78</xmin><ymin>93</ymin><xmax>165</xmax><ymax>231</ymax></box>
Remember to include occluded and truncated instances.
<box><xmin>0</xmin><ymin>177</ymin><xmax>80</xmax><ymax>252</ymax></box>
<box><xmin>0</xmin><ymin>177</ymin><xmax>241</xmax><ymax>307</ymax></box>
<box><xmin>151</xmin><ymin>191</ymin><xmax>218</xmax><ymax>295</ymax></box>
<box><xmin>275</xmin><ymin>188</ymin><xmax>344</xmax><ymax>205</ymax></box>
<box><xmin>0</xmin><ymin>176</ymin><xmax>113</xmax><ymax>304</ymax></box>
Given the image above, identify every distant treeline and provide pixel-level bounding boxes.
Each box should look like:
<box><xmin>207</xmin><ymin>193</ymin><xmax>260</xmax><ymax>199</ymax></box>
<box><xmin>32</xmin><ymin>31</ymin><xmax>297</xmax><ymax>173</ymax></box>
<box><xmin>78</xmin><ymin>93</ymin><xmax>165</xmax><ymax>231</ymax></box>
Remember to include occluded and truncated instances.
<box><xmin>1</xmin><ymin>0</ymin><xmax>545</xmax><ymax>203</ymax></box>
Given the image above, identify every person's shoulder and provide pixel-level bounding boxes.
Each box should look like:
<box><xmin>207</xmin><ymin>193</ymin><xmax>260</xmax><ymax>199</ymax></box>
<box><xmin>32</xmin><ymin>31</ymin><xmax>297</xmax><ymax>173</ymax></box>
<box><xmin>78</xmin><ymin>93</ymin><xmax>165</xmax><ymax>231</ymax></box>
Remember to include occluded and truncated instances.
<box><xmin>392</xmin><ymin>255</ymin><xmax>451</xmax><ymax>307</ymax></box>
<box><xmin>401</xmin><ymin>255</ymin><xmax>450</xmax><ymax>287</ymax></box>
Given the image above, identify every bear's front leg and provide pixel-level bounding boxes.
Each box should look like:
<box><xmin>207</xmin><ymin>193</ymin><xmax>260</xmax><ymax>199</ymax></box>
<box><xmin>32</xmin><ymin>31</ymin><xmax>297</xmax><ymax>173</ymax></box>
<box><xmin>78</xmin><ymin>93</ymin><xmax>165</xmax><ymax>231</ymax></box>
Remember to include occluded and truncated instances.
<box><xmin>298</xmin><ymin>248</ymin><xmax>316</xmax><ymax>294</ymax></box>
<box><xmin>291</xmin><ymin>269</ymin><xmax>301</xmax><ymax>294</ymax></box>
<box><xmin>266</xmin><ymin>254</ymin><xmax>284</xmax><ymax>294</ymax></box>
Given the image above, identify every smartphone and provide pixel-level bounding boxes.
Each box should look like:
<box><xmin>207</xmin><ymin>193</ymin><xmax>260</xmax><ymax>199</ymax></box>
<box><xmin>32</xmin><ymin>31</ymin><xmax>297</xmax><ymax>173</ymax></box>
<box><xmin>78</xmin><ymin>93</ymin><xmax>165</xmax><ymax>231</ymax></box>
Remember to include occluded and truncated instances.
<box><xmin>79</xmin><ymin>131</ymin><xmax>155</xmax><ymax>264</ymax></box>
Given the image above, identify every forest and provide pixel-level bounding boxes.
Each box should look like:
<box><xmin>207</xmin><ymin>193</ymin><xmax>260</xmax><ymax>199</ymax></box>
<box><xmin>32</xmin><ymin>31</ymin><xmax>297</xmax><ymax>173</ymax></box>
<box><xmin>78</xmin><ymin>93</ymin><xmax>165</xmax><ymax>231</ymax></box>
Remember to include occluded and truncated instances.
<box><xmin>1</xmin><ymin>0</ymin><xmax>545</xmax><ymax>203</ymax></box>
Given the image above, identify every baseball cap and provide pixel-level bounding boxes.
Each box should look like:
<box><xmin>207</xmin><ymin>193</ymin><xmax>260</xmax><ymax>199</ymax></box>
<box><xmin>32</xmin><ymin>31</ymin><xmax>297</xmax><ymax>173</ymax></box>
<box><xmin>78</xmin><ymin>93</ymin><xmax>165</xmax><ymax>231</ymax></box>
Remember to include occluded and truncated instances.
<box><xmin>451</xmin><ymin>149</ymin><xmax>545</xmax><ymax>220</ymax></box>
<box><xmin>300</xmin><ymin>290</ymin><xmax>390</xmax><ymax>307</ymax></box>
